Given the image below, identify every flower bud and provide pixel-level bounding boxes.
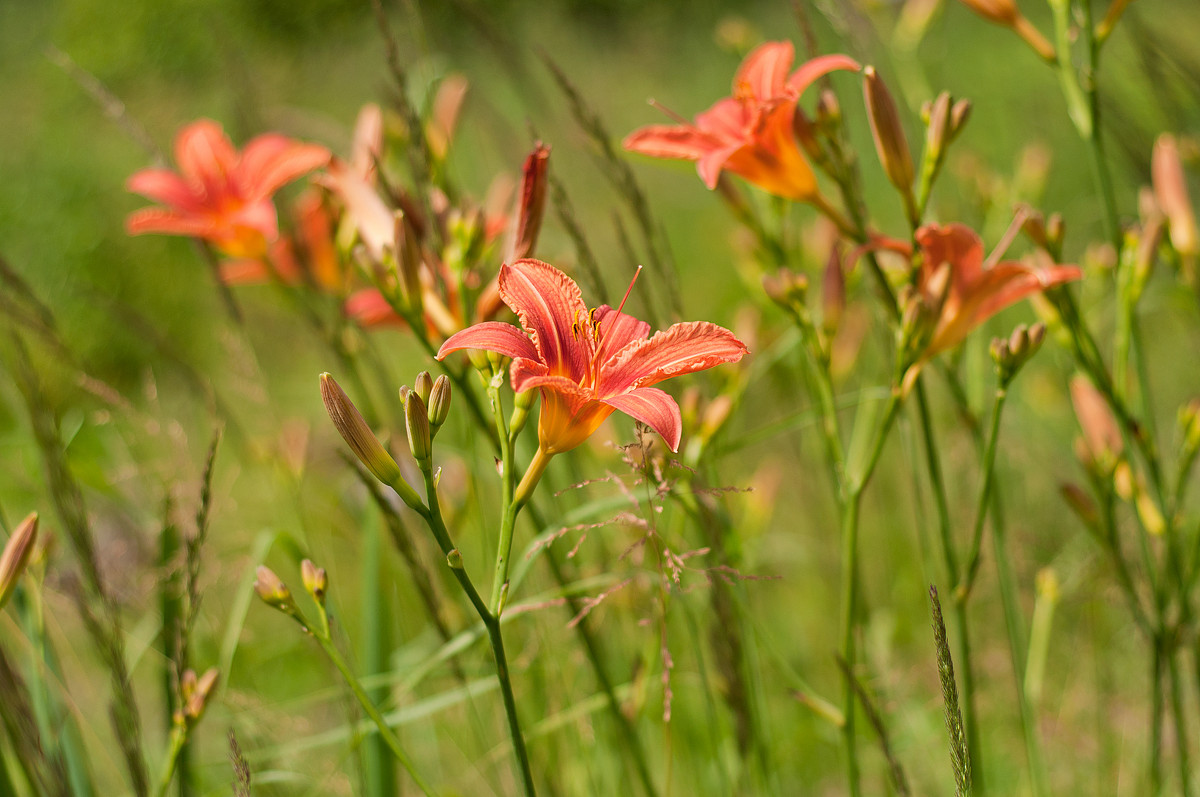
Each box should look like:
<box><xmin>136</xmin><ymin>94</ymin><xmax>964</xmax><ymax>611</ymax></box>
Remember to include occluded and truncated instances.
<box><xmin>507</xmin><ymin>143</ymin><xmax>550</xmax><ymax>263</ymax></box>
<box><xmin>1070</xmin><ymin>376</ymin><xmax>1123</xmax><ymax>470</ymax></box>
<box><xmin>0</xmin><ymin>512</ymin><xmax>38</xmax><ymax>611</ymax></box>
<box><xmin>1060</xmin><ymin>483</ymin><xmax>1100</xmax><ymax>531</ymax></box>
<box><xmin>405</xmin><ymin>392</ymin><xmax>432</xmax><ymax>463</ymax></box>
<box><xmin>427</xmin><ymin>375</ymin><xmax>452</xmax><ymax>429</ymax></box>
<box><xmin>816</xmin><ymin>88</ymin><xmax>841</xmax><ymax>132</ymax></box>
<box><xmin>1180</xmin><ymin>399</ymin><xmax>1200</xmax><ymax>454</ymax></box>
<box><xmin>413</xmin><ymin>371</ymin><xmax>434</xmax><ymax>405</ymax></box>
<box><xmin>863</xmin><ymin>66</ymin><xmax>915</xmax><ymax>194</ymax></box>
<box><xmin>180</xmin><ymin>667</ymin><xmax>220</xmax><ymax>723</ymax></box>
<box><xmin>762</xmin><ymin>269</ymin><xmax>808</xmax><ymax>311</ymax></box>
<box><xmin>253</xmin><ymin>566</ymin><xmax>296</xmax><ymax>613</ymax></box>
<box><xmin>923</xmin><ymin>92</ymin><xmax>953</xmax><ymax>163</ymax></box>
<box><xmin>955</xmin><ymin>0</ymin><xmax>1018</xmax><ymax>25</ymax></box>
<box><xmin>301</xmin><ymin>559</ymin><xmax>327</xmax><ymax>604</ymax></box>
<box><xmin>949</xmin><ymin>99</ymin><xmax>973</xmax><ymax>139</ymax></box>
<box><xmin>395</xmin><ymin>211</ymin><xmax>424</xmax><ymax>314</ymax></box>
<box><xmin>321</xmin><ymin>373</ymin><xmax>403</xmax><ymax>486</ymax></box>
<box><xmin>446</xmin><ymin>549</ymin><xmax>464</xmax><ymax>570</ymax></box>
<box><xmin>1152</xmin><ymin>134</ymin><xmax>1198</xmax><ymax>257</ymax></box>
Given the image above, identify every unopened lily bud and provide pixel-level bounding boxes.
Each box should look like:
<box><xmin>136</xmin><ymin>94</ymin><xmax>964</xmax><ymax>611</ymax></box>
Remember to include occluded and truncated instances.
<box><xmin>427</xmin><ymin>375</ymin><xmax>452</xmax><ymax>429</ymax></box>
<box><xmin>405</xmin><ymin>392</ymin><xmax>432</xmax><ymax>463</ymax></box>
<box><xmin>254</xmin><ymin>566</ymin><xmax>297</xmax><ymax>613</ymax></box>
<box><xmin>413</xmin><ymin>371</ymin><xmax>434</xmax><ymax>405</ymax></box>
<box><xmin>949</xmin><ymin>99</ymin><xmax>972</xmax><ymax>139</ymax></box>
<box><xmin>924</xmin><ymin>92</ymin><xmax>953</xmax><ymax>163</ymax></box>
<box><xmin>1153</xmin><ymin>134</ymin><xmax>1198</xmax><ymax>257</ymax></box>
<box><xmin>989</xmin><ymin>336</ymin><xmax>1011</xmax><ymax>366</ymax></box>
<box><xmin>816</xmin><ymin>88</ymin><xmax>841</xmax><ymax>132</ymax></box>
<box><xmin>0</xmin><ymin>512</ymin><xmax>38</xmax><ymax>611</ymax></box>
<box><xmin>955</xmin><ymin>0</ymin><xmax>1018</xmax><ymax>25</ymax></box>
<box><xmin>181</xmin><ymin>667</ymin><xmax>220</xmax><ymax>723</ymax></box>
<box><xmin>792</xmin><ymin>111</ymin><xmax>825</xmax><ymax>166</ymax></box>
<box><xmin>446</xmin><ymin>548</ymin><xmax>464</xmax><ymax>570</ymax></box>
<box><xmin>1021</xmin><ymin>207</ymin><xmax>1048</xmax><ymax>250</ymax></box>
<box><xmin>699</xmin><ymin>395</ymin><xmax>734</xmax><ymax>441</ymax></box>
<box><xmin>507</xmin><ymin>143</ymin><xmax>550</xmax><ymax>262</ymax></box>
<box><xmin>1070</xmin><ymin>376</ymin><xmax>1123</xmax><ymax>470</ymax></box>
<box><xmin>301</xmin><ymin>559</ymin><xmax>327</xmax><ymax>604</ymax></box>
<box><xmin>321</xmin><ymin>373</ymin><xmax>402</xmax><ymax>486</ymax></box>
<box><xmin>863</xmin><ymin>67</ymin><xmax>915</xmax><ymax>195</ymax></box>
<box><xmin>395</xmin><ymin>211</ymin><xmax>424</xmax><ymax>313</ymax></box>
<box><xmin>1008</xmin><ymin>324</ymin><xmax>1031</xmax><ymax>359</ymax></box>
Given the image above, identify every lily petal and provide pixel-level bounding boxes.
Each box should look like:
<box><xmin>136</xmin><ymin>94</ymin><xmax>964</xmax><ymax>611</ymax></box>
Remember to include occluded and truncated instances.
<box><xmin>239</xmin><ymin>135</ymin><xmax>330</xmax><ymax>200</ymax></box>
<box><xmin>593</xmin><ymin>305</ymin><xmax>651</xmax><ymax>364</ymax></box>
<box><xmin>623</xmin><ymin>125</ymin><xmax>720</xmax><ymax>161</ymax></box>
<box><xmin>126</xmin><ymin>169</ymin><xmax>202</xmax><ymax>212</ymax></box>
<box><xmin>322</xmin><ymin>159</ymin><xmax>395</xmax><ymax>261</ymax></box>
<box><xmin>125</xmin><ymin>208</ymin><xmax>218</xmax><ymax>238</ymax></box>
<box><xmin>499</xmin><ymin>259</ymin><xmax>590</xmax><ymax>380</ymax></box>
<box><xmin>438</xmin><ymin>321</ymin><xmax>540</xmax><ymax>363</ymax></box>
<box><xmin>736</xmin><ymin>41</ymin><xmax>794</xmax><ymax>101</ymax></box>
<box><xmin>175</xmin><ymin>120</ymin><xmax>238</xmax><ymax>198</ymax></box>
<box><xmin>603</xmin><ymin>386</ymin><xmax>683</xmax><ymax>451</ymax></box>
<box><xmin>601</xmin><ymin>321</ymin><xmax>748</xmax><ymax>395</ymax></box>
<box><xmin>785</xmin><ymin>53</ymin><xmax>862</xmax><ymax>96</ymax></box>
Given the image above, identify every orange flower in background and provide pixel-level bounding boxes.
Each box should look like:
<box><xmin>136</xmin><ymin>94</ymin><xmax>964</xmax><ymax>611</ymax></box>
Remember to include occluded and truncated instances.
<box><xmin>219</xmin><ymin>189</ymin><xmax>343</xmax><ymax>290</ymax></box>
<box><xmin>126</xmin><ymin>119</ymin><xmax>330</xmax><ymax>259</ymax></box>
<box><xmin>437</xmin><ymin>258</ymin><xmax>747</xmax><ymax>454</ymax></box>
<box><xmin>913</xmin><ymin>223</ymin><xmax>1081</xmax><ymax>357</ymax></box>
<box><xmin>624</xmin><ymin>42</ymin><xmax>859</xmax><ymax>201</ymax></box>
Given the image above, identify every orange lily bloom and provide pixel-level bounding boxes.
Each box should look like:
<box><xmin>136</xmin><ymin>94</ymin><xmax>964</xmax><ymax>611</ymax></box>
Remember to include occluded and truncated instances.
<box><xmin>623</xmin><ymin>42</ymin><xmax>859</xmax><ymax>201</ymax></box>
<box><xmin>219</xmin><ymin>189</ymin><xmax>343</xmax><ymax>290</ymax></box>
<box><xmin>126</xmin><ymin>119</ymin><xmax>330</xmax><ymax>259</ymax></box>
<box><xmin>913</xmin><ymin>223</ymin><xmax>1081</xmax><ymax>357</ymax></box>
<box><xmin>437</xmin><ymin>258</ymin><xmax>747</xmax><ymax>454</ymax></box>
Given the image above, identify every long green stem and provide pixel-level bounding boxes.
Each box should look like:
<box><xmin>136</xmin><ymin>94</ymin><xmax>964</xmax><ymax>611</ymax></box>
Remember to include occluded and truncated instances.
<box><xmin>1168</xmin><ymin>650</ymin><xmax>1193</xmax><ymax>797</ymax></box>
<box><xmin>956</xmin><ymin>388</ymin><xmax>1007</xmax><ymax>602</ymax></box>
<box><xmin>314</xmin><ymin>632</ymin><xmax>437</xmax><ymax>797</ymax></box>
<box><xmin>153</xmin><ymin>725</ymin><xmax>187</xmax><ymax>797</ymax></box>
<box><xmin>483</xmin><ymin>617</ymin><xmax>538</xmax><ymax>796</ymax></box>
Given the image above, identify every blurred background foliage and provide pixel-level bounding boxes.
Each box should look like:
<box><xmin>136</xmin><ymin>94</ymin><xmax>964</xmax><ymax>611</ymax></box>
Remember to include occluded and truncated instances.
<box><xmin>3</xmin><ymin>0</ymin><xmax>1200</xmax><ymax>793</ymax></box>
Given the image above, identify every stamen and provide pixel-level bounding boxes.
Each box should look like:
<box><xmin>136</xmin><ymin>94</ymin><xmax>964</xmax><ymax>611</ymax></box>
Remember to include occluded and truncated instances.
<box><xmin>649</xmin><ymin>98</ymin><xmax>691</xmax><ymax>126</ymax></box>
<box><xmin>590</xmin><ymin>265</ymin><xmax>643</xmax><ymax>376</ymax></box>
<box><xmin>984</xmin><ymin>207</ymin><xmax>1031</xmax><ymax>271</ymax></box>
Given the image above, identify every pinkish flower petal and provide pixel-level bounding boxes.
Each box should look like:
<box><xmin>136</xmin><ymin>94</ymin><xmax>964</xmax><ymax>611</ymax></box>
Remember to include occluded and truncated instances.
<box><xmin>239</xmin><ymin>135</ymin><xmax>330</xmax><ymax>200</ymax></box>
<box><xmin>916</xmin><ymin>223</ymin><xmax>986</xmax><ymax>292</ymax></box>
<box><xmin>126</xmin><ymin>169</ymin><xmax>202</xmax><ymax>212</ymax></box>
<box><xmin>601</xmin><ymin>321</ymin><xmax>748</xmax><ymax>395</ymax></box>
<box><xmin>735</xmin><ymin>41</ymin><xmax>795</xmax><ymax>101</ymax></box>
<box><xmin>352</xmin><ymin>103</ymin><xmax>384</xmax><ymax>180</ymax></box>
<box><xmin>593</xmin><ymin>305</ymin><xmax>651</xmax><ymax>364</ymax></box>
<box><xmin>437</xmin><ymin>322</ymin><xmax>540</xmax><ymax>363</ymax></box>
<box><xmin>346</xmin><ymin>289</ymin><xmax>405</xmax><ymax>327</ymax></box>
<box><xmin>175</xmin><ymin>120</ymin><xmax>238</xmax><ymax>197</ymax></box>
<box><xmin>694</xmin><ymin>97</ymin><xmax>752</xmax><ymax>143</ymax></box>
<box><xmin>623</xmin><ymin>124</ymin><xmax>719</xmax><ymax>162</ymax></box>
<box><xmin>125</xmin><ymin>208</ymin><xmax>218</xmax><ymax>238</ymax></box>
<box><xmin>603</xmin><ymin>387</ymin><xmax>683</xmax><ymax>451</ymax></box>
<box><xmin>697</xmin><ymin>142</ymin><xmax>747</xmax><ymax>189</ymax></box>
<box><xmin>499</xmin><ymin>259</ymin><xmax>590</xmax><ymax>380</ymax></box>
<box><xmin>785</xmin><ymin>53</ymin><xmax>862</xmax><ymax>96</ymax></box>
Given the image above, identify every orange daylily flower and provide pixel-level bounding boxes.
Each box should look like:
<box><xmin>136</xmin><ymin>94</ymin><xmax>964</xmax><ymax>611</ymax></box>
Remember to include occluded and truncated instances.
<box><xmin>127</xmin><ymin>119</ymin><xmax>330</xmax><ymax>259</ymax></box>
<box><xmin>436</xmin><ymin>258</ymin><xmax>747</xmax><ymax>454</ymax></box>
<box><xmin>623</xmin><ymin>42</ymin><xmax>859</xmax><ymax>201</ymax></box>
<box><xmin>219</xmin><ymin>189</ymin><xmax>343</xmax><ymax>290</ymax></box>
<box><xmin>912</xmin><ymin>223</ymin><xmax>1081</xmax><ymax>357</ymax></box>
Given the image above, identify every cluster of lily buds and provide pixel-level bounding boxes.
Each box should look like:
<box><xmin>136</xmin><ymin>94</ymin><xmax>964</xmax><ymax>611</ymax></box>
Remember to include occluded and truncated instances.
<box><xmin>1020</xmin><ymin>206</ymin><xmax>1065</xmax><ymax>258</ymax></box>
<box><xmin>920</xmin><ymin>92</ymin><xmax>973</xmax><ymax>194</ymax></box>
<box><xmin>0</xmin><ymin>512</ymin><xmax>38</xmax><ymax>611</ymax></box>
<box><xmin>399</xmin><ymin>371</ymin><xmax>453</xmax><ymax>463</ymax></box>
<box><xmin>989</xmin><ymin>322</ymin><xmax>1046</xmax><ymax>385</ymax></box>
<box><xmin>762</xmin><ymin>268</ymin><xmax>809</xmax><ymax>313</ymax></box>
<box><xmin>176</xmin><ymin>667</ymin><xmax>220</xmax><ymax>725</ymax></box>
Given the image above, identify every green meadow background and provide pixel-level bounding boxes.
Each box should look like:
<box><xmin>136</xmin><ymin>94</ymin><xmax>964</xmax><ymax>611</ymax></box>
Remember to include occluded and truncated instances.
<box><xmin>2</xmin><ymin>0</ymin><xmax>1200</xmax><ymax>793</ymax></box>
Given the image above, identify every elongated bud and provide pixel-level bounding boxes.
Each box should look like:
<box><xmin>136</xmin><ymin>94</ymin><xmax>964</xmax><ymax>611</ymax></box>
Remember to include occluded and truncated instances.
<box><xmin>1153</xmin><ymin>134</ymin><xmax>1198</xmax><ymax>256</ymax></box>
<box><xmin>955</xmin><ymin>0</ymin><xmax>1018</xmax><ymax>25</ymax></box>
<box><xmin>254</xmin><ymin>566</ymin><xmax>297</xmax><ymax>613</ymax></box>
<box><xmin>508</xmin><ymin>143</ymin><xmax>550</xmax><ymax>262</ymax></box>
<box><xmin>924</xmin><ymin>92</ymin><xmax>953</xmax><ymax>164</ymax></box>
<box><xmin>395</xmin><ymin>211</ymin><xmax>424</xmax><ymax>313</ymax></box>
<box><xmin>301</xmin><ymin>559</ymin><xmax>327</xmax><ymax>604</ymax></box>
<box><xmin>816</xmin><ymin>88</ymin><xmax>841</xmax><ymax>132</ymax></box>
<box><xmin>321</xmin><ymin>373</ymin><xmax>402</xmax><ymax>486</ymax></box>
<box><xmin>863</xmin><ymin>67</ymin><xmax>915</xmax><ymax>194</ymax></box>
<box><xmin>0</xmin><ymin>512</ymin><xmax>38</xmax><ymax>611</ymax></box>
<box><xmin>950</xmin><ymin>99</ymin><xmax>972</xmax><ymax>138</ymax></box>
<box><xmin>1070</xmin><ymin>376</ymin><xmax>1123</xmax><ymax>470</ymax></box>
<box><xmin>428</xmin><ymin>375</ymin><xmax>452</xmax><ymax>429</ymax></box>
<box><xmin>413</xmin><ymin>371</ymin><xmax>434</xmax><ymax>405</ymax></box>
<box><xmin>405</xmin><ymin>392</ymin><xmax>432</xmax><ymax>463</ymax></box>
<box><xmin>762</xmin><ymin>269</ymin><xmax>808</xmax><ymax>311</ymax></box>
<box><xmin>1180</xmin><ymin>398</ymin><xmax>1200</xmax><ymax>454</ymax></box>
